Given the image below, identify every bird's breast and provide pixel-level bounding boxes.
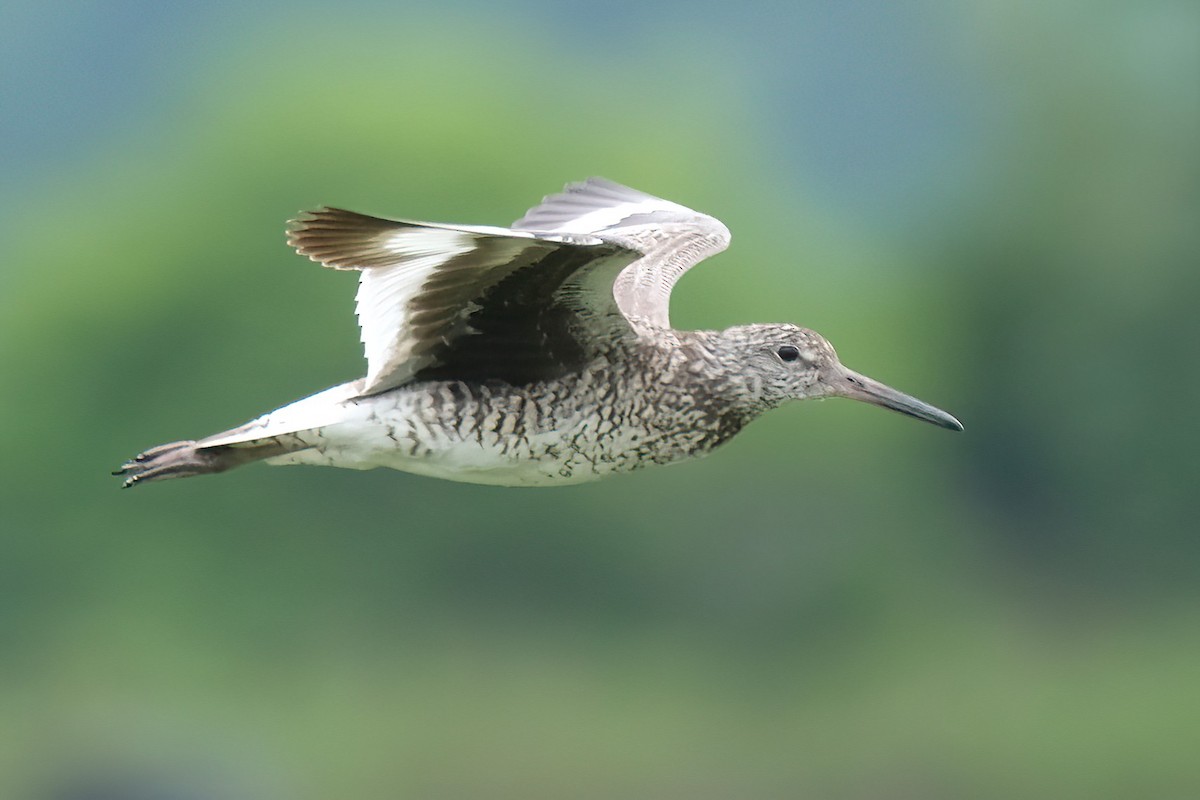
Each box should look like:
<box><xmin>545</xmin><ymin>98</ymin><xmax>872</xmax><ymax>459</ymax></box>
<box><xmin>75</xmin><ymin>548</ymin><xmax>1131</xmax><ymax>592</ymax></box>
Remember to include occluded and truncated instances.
<box><xmin>312</xmin><ymin>360</ymin><xmax>740</xmax><ymax>486</ymax></box>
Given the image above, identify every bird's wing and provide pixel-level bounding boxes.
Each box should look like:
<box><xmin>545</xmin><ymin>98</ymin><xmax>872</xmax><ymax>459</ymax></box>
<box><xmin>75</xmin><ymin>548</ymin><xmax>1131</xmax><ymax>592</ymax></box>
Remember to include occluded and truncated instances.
<box><xmin>512</xmin><ymin>177</ymin><xmax>731</xmax><ymax>330</ymax></box>
<box><xmin>288</xmin><ymin>208</ymin><xmax>641</xmax><ymax>393</ymax></box>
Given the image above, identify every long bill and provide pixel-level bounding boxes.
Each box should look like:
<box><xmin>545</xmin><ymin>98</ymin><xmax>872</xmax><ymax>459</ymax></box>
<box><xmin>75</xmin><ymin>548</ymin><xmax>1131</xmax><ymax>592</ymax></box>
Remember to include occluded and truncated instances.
<box><xmin>826</xmin><ymin>365</ymin><xmax>964</xmax><ymax>431</ymax></box>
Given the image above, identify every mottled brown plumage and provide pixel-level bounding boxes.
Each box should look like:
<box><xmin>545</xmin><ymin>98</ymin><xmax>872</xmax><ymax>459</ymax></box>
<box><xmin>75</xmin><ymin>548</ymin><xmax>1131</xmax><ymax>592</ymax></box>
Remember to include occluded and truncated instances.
<box><xmin>115</xmin><ymin>178</ymin><xmax>961</xmax><ymax>488</ymax></box>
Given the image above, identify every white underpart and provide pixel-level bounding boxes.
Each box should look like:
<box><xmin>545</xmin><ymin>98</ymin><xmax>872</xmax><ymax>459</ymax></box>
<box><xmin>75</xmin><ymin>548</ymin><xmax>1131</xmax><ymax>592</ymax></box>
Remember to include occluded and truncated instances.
<box><xmin>263</xmin><ymin>394</ymin><xmax>604</xmax><ymax>486</ymax></box>
<box><xmin>197</xmin><ymin>381</ymin><xmax>364</xmax><ymax>449</ymax></box>
<box><xmin>258</xmin><ymin>380</ymin><xmax>662</xmax><ymax>487</ymax></box>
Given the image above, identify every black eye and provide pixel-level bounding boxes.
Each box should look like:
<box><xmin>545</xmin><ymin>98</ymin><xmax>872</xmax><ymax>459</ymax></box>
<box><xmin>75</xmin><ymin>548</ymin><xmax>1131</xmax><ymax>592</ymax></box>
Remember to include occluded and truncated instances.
<box><xmin>777</xmin><ymin>345</ymin><xmax>801</xmax><ymax>363</ymax></box>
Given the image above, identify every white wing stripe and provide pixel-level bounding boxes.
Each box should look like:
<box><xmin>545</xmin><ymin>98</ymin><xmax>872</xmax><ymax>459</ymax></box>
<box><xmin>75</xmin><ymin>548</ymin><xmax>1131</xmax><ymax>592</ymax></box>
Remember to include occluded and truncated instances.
<box><xmin>382</xmin><ymin>228</ymin><xmax>477</xmax><ymax>256</ymax></box>
<box><xmin>527</xmin><ymin>199</ymin><xmax>689</xmax><ymax>235</ymax></box>
<box><xmin>356</xmin><ymin>231</ymin><xmax>475</xmax><ymax>387</ymax></box>
<box><xmin>355</xmin><ymin>231</ymin><xmax>561</xmax><ymax>388</ymax></box>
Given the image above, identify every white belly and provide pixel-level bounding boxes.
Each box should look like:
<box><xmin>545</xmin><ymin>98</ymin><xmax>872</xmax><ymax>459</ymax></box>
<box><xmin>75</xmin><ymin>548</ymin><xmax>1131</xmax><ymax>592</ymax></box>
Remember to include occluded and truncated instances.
<box><xmin>262</xmin><ymin>385</ymin><xmax>651</xmax><ymax>487</ymax></box>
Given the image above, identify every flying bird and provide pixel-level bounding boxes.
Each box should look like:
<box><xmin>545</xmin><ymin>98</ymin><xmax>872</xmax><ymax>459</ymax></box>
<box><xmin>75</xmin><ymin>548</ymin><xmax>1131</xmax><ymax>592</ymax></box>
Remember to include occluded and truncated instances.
<box><xmin>116</xmin><ymin>178</ymin><xmax>961</xmax><ymax>488</ymax></box>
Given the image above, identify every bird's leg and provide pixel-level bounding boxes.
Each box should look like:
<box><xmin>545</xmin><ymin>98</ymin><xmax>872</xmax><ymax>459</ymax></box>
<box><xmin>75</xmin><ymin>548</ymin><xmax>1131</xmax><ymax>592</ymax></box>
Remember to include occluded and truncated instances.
<box><xmin>113</xmin><ymin>439</ymin><xmax>288</xmax><ymax>487</ymax></box>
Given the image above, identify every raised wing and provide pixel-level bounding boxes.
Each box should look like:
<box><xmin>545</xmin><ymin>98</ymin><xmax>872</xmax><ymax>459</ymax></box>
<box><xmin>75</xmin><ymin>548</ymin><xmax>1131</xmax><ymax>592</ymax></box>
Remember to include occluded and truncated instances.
<box><xmin>288</xmin><ymin>207</ymin><xmax>639</xmax><ymax>394</ymax></box>
<box><xmin>512</xmin><ymin>177</ymin><xmax>731</xmax><ymax>329</ymax></box>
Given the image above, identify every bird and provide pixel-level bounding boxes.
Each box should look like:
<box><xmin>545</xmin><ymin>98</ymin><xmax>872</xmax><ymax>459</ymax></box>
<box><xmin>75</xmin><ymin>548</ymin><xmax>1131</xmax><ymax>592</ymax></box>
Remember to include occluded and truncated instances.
<box><xmin>115</xmin><ymin>177</ymin><xmax>962</xmax><ymax>489</ymax></box>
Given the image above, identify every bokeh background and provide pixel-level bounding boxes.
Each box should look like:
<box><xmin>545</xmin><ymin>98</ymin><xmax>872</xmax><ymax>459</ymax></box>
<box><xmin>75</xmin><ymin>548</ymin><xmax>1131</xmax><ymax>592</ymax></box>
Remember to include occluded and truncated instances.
<box><xmin>3</xmin><ymin>1</ymin><xmax>1198</xmax><ymax>798</ymax></box>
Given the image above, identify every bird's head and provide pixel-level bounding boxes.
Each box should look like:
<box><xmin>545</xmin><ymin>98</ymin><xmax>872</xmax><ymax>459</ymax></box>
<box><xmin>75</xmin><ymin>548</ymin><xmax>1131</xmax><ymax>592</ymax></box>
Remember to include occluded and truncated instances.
<box><xmin>717</xmin><ymin>323</ymin><xmax>963</xmax><ymax>431</ymax></box>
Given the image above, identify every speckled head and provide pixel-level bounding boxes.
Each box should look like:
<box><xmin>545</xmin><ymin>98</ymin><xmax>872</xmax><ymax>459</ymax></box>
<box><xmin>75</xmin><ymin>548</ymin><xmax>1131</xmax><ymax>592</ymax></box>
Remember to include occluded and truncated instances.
<box><xmin>718</xmin><ymin>323</ymin><xmax>963</xmax><ymax>430</ymax></box>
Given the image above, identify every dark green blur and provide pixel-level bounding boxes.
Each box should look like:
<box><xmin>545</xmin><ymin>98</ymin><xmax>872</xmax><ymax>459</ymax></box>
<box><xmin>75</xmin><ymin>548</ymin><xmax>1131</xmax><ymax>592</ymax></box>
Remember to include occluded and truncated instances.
<box><xmin>2</xmin><ymin>4</ymin><xmax>1197</xmax><ymax>798</ymax></box>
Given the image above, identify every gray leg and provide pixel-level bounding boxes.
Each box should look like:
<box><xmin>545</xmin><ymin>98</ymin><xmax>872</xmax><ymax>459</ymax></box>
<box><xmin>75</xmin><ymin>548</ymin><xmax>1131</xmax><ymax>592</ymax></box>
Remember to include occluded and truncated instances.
<box><xmin>113</xmin><ymin>439</ymin><xmax>290</xmax><ymax>488</ymax></box>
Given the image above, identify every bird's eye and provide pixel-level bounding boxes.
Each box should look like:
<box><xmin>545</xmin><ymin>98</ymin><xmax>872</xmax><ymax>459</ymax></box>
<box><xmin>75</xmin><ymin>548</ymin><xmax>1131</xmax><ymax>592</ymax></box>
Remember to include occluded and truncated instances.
<box><xmin>777</xmin><ymin>345</ymin><xmax>802</xmax><ymax>363</ymax></box>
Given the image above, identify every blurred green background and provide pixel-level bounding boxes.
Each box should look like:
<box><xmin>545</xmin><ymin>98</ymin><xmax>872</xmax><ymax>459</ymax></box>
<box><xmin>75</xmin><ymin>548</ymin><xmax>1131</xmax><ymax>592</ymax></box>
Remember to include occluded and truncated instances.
<box><xmin>3</xmin><ymin>1</ymin><xmax>1198</xmax><ymax>798</ymax></box>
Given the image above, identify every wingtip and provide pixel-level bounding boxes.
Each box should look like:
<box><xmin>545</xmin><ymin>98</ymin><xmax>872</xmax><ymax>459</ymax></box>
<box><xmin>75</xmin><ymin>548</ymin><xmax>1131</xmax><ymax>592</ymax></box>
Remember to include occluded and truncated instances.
<box><xmin>286</xmin><ymin>207</ymin><xmax>401</xmax><ymax>269</ymax></box>
<box><xmin>285</xmin><ymin>206</ymin><xmax>353</xmax><ymax>241</ymax></box>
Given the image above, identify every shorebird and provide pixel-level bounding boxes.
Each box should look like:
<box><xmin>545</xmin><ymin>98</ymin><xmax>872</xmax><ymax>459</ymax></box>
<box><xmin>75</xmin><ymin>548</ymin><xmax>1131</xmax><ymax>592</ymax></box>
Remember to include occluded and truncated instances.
<box><xmin>116</xmin><ymin>178</ymin><xmax>961</xmax><ymax>488</ymax></box>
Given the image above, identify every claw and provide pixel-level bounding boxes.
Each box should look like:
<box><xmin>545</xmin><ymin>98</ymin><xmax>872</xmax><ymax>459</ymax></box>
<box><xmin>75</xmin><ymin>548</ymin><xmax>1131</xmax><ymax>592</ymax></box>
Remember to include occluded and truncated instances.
<box><xmin>112</xmin><ymin>440</ymin><xmax>204</xmax><ymax>488</ymax></box>
<box><xmin>112</xmin><ymin>437</ymin><xmax>288</xmax><ymax>488</ymax></box>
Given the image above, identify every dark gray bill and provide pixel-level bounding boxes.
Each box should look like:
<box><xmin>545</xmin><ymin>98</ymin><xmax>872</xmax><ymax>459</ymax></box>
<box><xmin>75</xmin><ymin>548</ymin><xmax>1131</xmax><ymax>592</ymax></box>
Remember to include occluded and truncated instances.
<box><xmin>828</xmin><ymin>366</ymin><xmax>963</xmax><ymax>431</ymax></box>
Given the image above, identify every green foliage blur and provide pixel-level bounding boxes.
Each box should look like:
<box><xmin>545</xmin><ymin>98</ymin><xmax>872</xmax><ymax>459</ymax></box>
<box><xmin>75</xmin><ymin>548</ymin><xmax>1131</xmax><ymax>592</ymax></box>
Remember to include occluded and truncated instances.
<box><xmin>2</xmin><ymin>3</ymin><xmax>1197</xmax><ymax>798</ymax></box>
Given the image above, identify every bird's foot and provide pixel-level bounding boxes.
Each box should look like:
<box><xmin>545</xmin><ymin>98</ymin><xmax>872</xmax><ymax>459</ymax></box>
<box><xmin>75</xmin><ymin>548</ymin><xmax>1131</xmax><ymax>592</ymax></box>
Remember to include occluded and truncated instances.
<box><xmin>113</xmin><ymin>440</ymin><xmax>221</xmax><ymax>488</ymax></box>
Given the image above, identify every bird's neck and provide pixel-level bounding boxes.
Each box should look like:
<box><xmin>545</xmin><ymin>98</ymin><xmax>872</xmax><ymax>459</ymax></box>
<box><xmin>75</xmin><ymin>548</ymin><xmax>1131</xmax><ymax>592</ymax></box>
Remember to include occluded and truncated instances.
<box><xmin>667</xmin><ymin>330</ymin><xmax>777</xmax><ymax>420</ymax></box>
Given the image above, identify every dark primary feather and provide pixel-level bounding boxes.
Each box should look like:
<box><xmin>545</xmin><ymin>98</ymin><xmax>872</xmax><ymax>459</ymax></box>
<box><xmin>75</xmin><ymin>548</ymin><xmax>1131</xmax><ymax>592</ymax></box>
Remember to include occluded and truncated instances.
<box><xmin>286</xmin><ymin>207</ymin><xmax>408</xmax><ymax>269</ymax></box>
<box><xmin>412</xmin><ymin>247</ymin><xmax>612</xmax><ymax>385</ymax></box>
